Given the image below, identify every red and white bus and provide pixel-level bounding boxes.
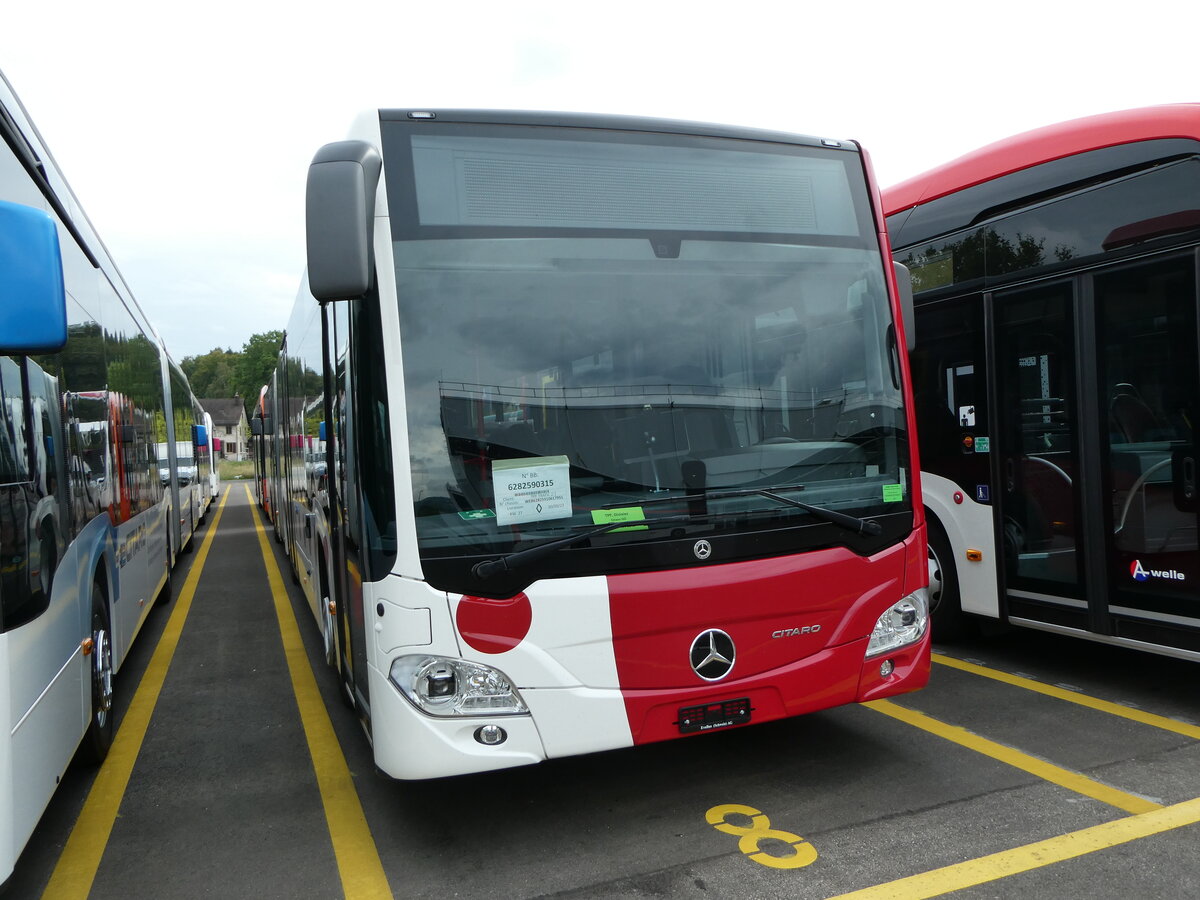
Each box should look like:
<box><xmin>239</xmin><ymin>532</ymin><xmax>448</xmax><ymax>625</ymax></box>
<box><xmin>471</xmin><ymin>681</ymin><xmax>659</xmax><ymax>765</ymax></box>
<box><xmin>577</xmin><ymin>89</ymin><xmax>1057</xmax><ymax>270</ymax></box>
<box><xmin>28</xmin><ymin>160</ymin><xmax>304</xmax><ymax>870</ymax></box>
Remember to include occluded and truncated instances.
<box><xmin>265</xmin><ymin>109</ymin><xmax>930</xmax><ymax>779</ymax></box>
<box><xmin>884</xmin><ymin>104</ymin><xmax>1200</xmax><ymax>659</ymax></box>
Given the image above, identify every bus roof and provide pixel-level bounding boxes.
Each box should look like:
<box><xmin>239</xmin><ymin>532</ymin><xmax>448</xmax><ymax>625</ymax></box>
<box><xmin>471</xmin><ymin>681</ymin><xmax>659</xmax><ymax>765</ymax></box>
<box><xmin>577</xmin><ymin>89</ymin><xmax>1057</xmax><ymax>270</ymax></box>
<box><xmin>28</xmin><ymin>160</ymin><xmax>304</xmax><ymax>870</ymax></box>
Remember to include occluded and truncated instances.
<box><xmin>883</xmin><ymin>104</ymin><xmax>1200</xmax><ymax>216</ymax></box>
<box><xmin>374</xmin><ymin>108</ymin><xmax>861</xmax><ymax>152</ymax></box>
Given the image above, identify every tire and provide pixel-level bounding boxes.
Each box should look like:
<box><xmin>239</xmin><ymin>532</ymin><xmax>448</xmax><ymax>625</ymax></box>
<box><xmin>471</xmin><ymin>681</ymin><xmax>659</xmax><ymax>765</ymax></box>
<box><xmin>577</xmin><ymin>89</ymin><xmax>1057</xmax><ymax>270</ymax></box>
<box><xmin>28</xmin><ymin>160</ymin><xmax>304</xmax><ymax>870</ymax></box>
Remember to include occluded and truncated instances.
<box><xmin>926</xmin><ymin>518</ymin><xmax>973</xmax><ymax>641</ymax></box>
<box><xmin>81</xmin><ymin>580</ymin><xmax>115</xmax><ymax>764</ymax></box>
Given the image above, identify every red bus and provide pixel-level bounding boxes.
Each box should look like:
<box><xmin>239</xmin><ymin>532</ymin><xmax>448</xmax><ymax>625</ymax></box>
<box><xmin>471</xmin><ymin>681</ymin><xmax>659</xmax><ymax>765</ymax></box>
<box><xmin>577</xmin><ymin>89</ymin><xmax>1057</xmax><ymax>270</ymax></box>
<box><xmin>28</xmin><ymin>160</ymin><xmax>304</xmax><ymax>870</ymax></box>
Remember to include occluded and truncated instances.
<box><xmin>884</xmin><ymin>104</ymin><xmax>1200</xmax><ymax>659</ymax></box>
<box><xmin>265</xmin><ymin>110</ymin><xmax>930</xmax><ymax>779</ymax></box>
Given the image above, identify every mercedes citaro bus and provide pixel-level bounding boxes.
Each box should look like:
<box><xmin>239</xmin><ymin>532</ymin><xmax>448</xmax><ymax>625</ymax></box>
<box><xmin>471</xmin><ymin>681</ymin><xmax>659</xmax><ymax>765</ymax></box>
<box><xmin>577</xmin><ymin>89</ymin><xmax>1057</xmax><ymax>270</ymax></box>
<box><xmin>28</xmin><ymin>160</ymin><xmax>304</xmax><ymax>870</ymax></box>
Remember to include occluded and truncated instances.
<box><xmin>256</xmin><ymin>109</ymin><xmax>931</xmax><ymax>779</ymax></box>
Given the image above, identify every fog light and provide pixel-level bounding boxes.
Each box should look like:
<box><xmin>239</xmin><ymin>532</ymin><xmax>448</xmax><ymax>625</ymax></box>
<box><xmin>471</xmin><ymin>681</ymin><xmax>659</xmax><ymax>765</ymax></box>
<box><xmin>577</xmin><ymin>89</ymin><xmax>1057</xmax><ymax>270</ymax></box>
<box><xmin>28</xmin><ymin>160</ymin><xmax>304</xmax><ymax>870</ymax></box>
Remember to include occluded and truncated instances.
<box><xmin>475</xmin><ymin>724</ymin><xmax>507</xmax><ymax>745</ymax></box>
<box><xmin>879</xmin><ymin>659</ymin><xmax>895</xmax><ymax>677</ymax></box>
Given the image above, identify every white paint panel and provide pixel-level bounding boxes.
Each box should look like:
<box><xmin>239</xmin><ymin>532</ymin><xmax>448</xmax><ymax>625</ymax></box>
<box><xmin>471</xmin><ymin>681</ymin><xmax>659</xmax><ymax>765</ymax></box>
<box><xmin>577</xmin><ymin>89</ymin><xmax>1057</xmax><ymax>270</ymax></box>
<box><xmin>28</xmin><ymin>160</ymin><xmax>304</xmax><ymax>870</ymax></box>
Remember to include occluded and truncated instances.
<box><xmin>452</xmin><ymin>576</ymin><xmax>620</xmax><ymax>689</ymax></box>
<box><xmin>363</xmin><ymin>577</ymin><xmax>461</xmax><ymax>674</ymax></box>
<box><xmin>367</xmin><ymin>664</ymin><xmax>544</xmax><ymax>780</ymax></box>
<box><xmin>8</xmin><ymin>639</ymin><xmax>84</xmax><ymax>878</ymax></box>
<box><xmin>923</xmin><ymin>471</ymin><xmax>1000</xmax><ymax>618</ymax></box>
<box><xmin>375</xmin><ymin>601</ymin><xmax>432</xmax><ymax>654</ymax></box>
<box><xmin>0</xmin><ymin>632</ymin><xmax>13</xmax><ymax>876</ymax></box>
<box><xmin>522</xmin><ymin>686</ymin><xmax>634</xmax><ymax>757</ymax></box>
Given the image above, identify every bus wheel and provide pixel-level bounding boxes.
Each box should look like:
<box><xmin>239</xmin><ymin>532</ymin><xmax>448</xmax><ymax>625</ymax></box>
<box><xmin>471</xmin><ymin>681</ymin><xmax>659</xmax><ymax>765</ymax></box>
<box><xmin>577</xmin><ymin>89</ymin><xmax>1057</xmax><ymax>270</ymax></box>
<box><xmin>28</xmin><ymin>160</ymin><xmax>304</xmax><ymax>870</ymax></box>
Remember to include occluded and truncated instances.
<box><xmin>927</xmin><ymin>521</ymin><xmax>972</xmax><ymax>641</ymax></box>
<box><xmin>81</xmin><ymin>582</ymin><xmax>115</xmax><ymax>763</ymax></box>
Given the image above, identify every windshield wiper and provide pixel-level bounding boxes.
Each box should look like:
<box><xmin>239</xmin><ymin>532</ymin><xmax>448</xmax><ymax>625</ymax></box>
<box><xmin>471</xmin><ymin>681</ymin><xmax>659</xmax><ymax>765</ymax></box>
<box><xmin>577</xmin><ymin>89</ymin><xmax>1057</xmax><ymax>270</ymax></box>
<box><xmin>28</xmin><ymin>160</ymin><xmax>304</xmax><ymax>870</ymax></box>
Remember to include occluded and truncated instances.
<box><xmin>602</xmin><ymin>484</ymin><xmax>882</xmax><ymax>537</ymax></box>
<box><xmin>473</xmin><ymin>485</ymin><xmax>882</xmax><ymax>580</ymax></box>
<box><xmin>472</xmin><ymin>513</ymin><xmax>696</xmax><ymax>580</ymax></box>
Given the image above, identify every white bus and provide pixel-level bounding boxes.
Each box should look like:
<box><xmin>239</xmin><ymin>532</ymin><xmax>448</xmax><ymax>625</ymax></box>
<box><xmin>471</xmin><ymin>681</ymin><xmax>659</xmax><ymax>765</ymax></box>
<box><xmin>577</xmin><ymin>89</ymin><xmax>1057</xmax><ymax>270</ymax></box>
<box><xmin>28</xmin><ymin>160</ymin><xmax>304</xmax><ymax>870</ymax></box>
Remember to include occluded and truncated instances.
<box><xmin>0</xmin><ymin>69</ymin><xmax>192</xmax><ymax>885</ymax></box>
<box><xmin>261</xmin><ymin>109</ymin><xmax>931</xmax><ymax>780</ymax></box>
<box><xmin>161</xmin><ymin>356</ymin><xmax>213</xmax><ymax>556</ymax></box>
<box><xmin>203</xmin><ymin>409</ymin><xmax>221</xmax><ymax>501</ymax></box>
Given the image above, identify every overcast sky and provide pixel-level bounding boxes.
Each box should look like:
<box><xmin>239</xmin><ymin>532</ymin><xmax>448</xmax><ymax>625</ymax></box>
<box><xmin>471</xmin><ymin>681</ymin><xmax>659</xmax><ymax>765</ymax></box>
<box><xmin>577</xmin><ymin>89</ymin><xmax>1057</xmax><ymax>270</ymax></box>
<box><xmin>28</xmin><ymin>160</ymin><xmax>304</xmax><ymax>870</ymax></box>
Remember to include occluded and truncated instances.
<box><xmin>3</xmin><ymin>1</ymin><xmax>1196</xmax><ymax>362</ymax></box>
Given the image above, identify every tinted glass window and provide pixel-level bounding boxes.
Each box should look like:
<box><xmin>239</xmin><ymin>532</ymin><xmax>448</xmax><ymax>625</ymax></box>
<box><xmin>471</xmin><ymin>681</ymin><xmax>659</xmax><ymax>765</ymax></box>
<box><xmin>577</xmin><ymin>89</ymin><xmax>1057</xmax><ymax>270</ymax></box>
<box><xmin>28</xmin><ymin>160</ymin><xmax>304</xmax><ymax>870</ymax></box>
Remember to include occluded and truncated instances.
<box><xmin>383</xmin><ymin>122</ymin><xmax>911</xmax><ymax>590</ymax></box>
<box><xmin>898</xmin><ymin>158</ymin><xmax>1200</xmax><ymax>294</ymax></box>
<box><xmin>890</xmin><ymin>139</ymin><xmax>1200</xmax><ymax>249</ymax></box>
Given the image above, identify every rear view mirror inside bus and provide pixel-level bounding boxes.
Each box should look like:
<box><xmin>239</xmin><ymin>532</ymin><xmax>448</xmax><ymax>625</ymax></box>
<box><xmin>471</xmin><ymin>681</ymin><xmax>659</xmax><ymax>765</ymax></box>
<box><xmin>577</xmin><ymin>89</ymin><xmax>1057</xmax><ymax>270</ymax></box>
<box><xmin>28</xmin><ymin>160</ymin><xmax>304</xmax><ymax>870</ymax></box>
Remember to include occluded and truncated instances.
<box><xmin>0</xmin><ymin>199</ymin><xmax>67</xmax><ymax>354</ymax></box>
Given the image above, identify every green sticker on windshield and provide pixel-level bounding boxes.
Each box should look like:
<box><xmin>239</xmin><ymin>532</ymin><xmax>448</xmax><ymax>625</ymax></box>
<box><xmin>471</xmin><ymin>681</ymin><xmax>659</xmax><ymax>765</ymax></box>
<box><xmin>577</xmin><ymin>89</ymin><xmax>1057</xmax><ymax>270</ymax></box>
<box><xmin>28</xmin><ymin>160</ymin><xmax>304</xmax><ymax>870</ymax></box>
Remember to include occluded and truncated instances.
<box><xmin>458</xmin><ymin>509</ymin><xmax>496</xmax><ymax>521</ymax></box>
<box><xmin>882</xmin><ymin>484</ymin><xmax>904</xmax><ymax>503</ymax></box>
<box><xmin>591</xmin><ymin>507</ymin><xmax>648</xmax><ymax>531</ymax></box>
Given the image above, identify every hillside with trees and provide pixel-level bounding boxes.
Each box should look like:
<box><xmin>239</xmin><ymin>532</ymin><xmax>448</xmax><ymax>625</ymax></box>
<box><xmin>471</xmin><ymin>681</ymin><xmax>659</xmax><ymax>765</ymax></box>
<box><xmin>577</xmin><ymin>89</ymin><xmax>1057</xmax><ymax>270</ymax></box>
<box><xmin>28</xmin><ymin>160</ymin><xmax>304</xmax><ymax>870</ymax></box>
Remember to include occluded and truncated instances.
<box><xmin>180</xmin><ymin>330</ymin><xmax>282</xmax><ymax>413</ymax></box>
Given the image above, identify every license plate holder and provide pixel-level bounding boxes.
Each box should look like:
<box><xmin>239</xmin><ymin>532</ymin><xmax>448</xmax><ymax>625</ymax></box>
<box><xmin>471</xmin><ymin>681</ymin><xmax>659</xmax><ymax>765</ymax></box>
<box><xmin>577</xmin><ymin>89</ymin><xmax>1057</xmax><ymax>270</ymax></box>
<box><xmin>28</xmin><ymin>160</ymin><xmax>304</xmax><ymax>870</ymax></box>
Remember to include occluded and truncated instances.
<box><xmin>678</xmin><ymin>697</ymin><xmax>752</xmax><ymax>734</ymax></box>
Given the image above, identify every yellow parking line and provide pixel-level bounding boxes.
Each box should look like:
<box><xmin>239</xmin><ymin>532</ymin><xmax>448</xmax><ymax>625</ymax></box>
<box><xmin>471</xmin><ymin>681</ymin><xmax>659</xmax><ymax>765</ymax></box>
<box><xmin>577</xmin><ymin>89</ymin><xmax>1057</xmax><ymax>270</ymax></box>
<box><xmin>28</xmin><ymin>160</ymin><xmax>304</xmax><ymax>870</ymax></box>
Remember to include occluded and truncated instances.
<box><xmin>826</xmin><ymin>795</ymin><xmax>1200</xmax><ymax>900</ymax></box>
<box><xmin>246</xmin><ymin>486</ymin><xmax>392</xmax><ymax>900</ymax></box>
<box><xmin>865</xmin><ymin>700</ymin><xmax>1161</xmax><ymax>814</ymax></box>
<box><xmin>42</xmin><ymin>487</ymin><xmax>231</xmax><ymax>900</ymax></box>
<box><xmin>932</xmin><ymin>653</ymin><xmax>1200</xmax><ymax>740</ymax></box>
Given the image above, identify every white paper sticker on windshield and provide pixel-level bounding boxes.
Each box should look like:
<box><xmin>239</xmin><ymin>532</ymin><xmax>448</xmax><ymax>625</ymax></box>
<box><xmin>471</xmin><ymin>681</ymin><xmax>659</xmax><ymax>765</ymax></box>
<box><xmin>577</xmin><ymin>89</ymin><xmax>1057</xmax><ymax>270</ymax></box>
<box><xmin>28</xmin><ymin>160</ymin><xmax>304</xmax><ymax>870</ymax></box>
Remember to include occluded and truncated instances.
<box><xmin>492</xmin><ymin>455</ymin><xmax>572</xmax><ymax>526</ymax></box>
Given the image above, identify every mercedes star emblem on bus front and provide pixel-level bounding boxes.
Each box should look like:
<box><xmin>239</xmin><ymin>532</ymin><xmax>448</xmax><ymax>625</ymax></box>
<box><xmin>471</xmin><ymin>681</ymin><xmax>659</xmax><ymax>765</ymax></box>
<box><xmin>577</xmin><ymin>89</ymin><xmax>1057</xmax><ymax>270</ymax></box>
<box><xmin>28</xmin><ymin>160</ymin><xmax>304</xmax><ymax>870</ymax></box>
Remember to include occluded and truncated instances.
<box><xmin>690</xmin><ymin>629</ymin><xmax>736</xmax><ymax>680</ymax></box>
<box><xmin>693</xmin><ymin>540</ymin><xmax>712</xmax><ymax>560</ymax></box>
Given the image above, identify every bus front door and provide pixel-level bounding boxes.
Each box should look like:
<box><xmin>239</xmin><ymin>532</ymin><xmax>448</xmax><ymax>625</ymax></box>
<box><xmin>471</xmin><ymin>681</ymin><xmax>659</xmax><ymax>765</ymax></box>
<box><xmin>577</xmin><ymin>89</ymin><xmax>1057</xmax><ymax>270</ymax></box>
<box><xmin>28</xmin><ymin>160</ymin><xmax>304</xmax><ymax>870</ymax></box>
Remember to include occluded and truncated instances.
<box><xmin>993</xmin><ymin>281</ymin><xmax>1090</xmax><ymax>627</ymax></box>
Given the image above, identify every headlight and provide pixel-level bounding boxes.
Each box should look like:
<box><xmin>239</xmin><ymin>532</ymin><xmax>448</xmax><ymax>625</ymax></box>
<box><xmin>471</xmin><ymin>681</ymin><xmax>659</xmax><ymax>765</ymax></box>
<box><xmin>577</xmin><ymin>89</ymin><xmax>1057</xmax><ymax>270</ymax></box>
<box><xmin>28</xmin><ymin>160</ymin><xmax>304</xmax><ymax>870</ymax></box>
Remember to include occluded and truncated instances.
<box><xmin>866</xmin><ymin>589</ymin><xmax>929</xmax><ymax>658</ymax></box>
<box><xmin>389</xmin><ymin>655</ymin><xmax>529</xmax><ymax>717</ymax></box>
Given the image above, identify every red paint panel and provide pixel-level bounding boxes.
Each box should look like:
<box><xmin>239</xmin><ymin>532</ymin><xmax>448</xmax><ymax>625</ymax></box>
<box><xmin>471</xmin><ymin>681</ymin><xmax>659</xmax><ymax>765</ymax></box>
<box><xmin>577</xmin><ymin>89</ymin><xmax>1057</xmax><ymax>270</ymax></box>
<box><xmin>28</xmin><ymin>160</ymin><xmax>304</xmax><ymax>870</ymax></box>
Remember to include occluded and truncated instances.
<box><xmin>856</xmin><ymin>631</ymin><xmax>931</xmax><ymax>703</ymax></box>
<box><xmin>607</xmin><ymin>545</ymin><xmax>906</xmax><ymax>691</ymax></box>
<box><xmin>884</xmin><ymin>104</ymin><xmax>1200</xmax><ymax>215</ymax></box>
<box><xmin>607</xmin><ymin>542</ymin><xmax>920</xmax><ymax>745</ymax></box>
<box><xmin>625</xmin><ymin>645</ymin><xmax>865</xmax><ymax>745</ymax></box>
<box><xmin>456</xmin><ymin>593</ymin><xmax>533</xmax><ymax>654</ymax></box>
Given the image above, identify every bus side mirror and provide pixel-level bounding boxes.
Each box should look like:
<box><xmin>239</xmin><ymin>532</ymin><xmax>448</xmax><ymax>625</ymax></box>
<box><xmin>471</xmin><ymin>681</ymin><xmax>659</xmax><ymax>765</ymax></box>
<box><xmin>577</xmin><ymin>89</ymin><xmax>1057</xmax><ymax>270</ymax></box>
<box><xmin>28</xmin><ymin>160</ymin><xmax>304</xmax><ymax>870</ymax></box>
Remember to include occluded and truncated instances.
<box><xmin>894</xmin><ymin>262</ymin><xmax>915</xmax><ymax>351</ymax></box>
<box><xmin>306</xmin><ymin>141</ymin><xmax>382</xmax><ymax>302</ymax></box>
<box><xmin>251</xmin><ymin>418</ymin><xmax>263</xmax><ymax>436</ymax></box>
<box><xmin>192</xmin><ymin>424</ymin><xmax>208</xmax><ymax>445</ymax></box>
<box><xmin>0</xmin><ymin>200</ymin><xmax>67</xmax><ymax>354</ymax></box>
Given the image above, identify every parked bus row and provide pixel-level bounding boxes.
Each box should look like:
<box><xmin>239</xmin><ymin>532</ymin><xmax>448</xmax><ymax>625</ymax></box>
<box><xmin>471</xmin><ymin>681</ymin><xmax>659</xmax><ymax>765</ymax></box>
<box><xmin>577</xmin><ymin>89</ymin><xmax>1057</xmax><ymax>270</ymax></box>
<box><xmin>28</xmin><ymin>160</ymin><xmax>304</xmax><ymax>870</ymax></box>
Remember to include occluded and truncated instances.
<box><xmin>251</xmin><ymin>109</ymin><xmax>933</xmax><ymax>780</ymax></box>
<box><xmin>252</xmin><ymin>103</ymin><xmax>1200</xmax><ymax>790</ymax></box>
<box><xmin>0</xmin><ymin>68</ymin><xmax>214</xmax><ymax>886</ymax></box>
<box><xmin>8</xmin><ymin>64</ymin><xmax>1194</xmax><ymax>887</ymax></box>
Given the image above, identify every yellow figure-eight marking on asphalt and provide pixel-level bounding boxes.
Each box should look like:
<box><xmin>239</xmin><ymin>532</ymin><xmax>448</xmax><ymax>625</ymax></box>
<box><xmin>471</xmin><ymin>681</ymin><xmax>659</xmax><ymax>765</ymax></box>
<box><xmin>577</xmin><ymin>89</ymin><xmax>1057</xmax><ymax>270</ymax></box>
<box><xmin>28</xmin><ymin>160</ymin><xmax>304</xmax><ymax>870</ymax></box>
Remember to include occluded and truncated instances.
<box><xmin>246</xmin><ymin>485</ymin><xmax>392</xmax><ymax>900</ymax></box>
<box><xmin>43</xmin><ymin>488</ymin><xmax>232</xmax><ymax>900</ymax></box>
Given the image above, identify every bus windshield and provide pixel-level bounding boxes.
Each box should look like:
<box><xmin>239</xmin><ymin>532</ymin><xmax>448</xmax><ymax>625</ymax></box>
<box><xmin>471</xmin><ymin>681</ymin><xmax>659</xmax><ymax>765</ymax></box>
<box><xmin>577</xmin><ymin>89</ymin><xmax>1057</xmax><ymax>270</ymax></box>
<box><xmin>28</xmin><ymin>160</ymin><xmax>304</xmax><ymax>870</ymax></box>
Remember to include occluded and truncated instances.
<box><xmin>383</xmin><ymin>124</ymin><xmax>910</xmax><ymax>564</ymax></box>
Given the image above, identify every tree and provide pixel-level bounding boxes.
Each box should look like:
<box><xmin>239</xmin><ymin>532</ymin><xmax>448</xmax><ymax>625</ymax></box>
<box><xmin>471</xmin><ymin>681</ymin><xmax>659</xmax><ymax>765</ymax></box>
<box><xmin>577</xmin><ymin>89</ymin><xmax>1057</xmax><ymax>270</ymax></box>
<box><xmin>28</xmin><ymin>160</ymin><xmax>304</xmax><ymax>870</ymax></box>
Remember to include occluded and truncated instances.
<box><xmin>233</xmin><ymin>331</ymin><xmax>283</xmax><ymax>414</ymax></box>
<box><xmin>182</xmin><ymin>348</ymin><xmax>238</xmax><ymax>398</ymax></box>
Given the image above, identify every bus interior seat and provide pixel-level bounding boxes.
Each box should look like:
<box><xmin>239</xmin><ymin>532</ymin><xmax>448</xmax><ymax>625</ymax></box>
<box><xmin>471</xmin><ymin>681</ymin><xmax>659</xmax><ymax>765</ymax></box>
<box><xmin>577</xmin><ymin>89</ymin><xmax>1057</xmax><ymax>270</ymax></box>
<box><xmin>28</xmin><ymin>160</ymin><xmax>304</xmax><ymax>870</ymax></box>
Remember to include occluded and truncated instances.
<box><xmin>1109</xmin><ymin>383</ymin><xmax>1164</xmax><ymax>443</ymax></box>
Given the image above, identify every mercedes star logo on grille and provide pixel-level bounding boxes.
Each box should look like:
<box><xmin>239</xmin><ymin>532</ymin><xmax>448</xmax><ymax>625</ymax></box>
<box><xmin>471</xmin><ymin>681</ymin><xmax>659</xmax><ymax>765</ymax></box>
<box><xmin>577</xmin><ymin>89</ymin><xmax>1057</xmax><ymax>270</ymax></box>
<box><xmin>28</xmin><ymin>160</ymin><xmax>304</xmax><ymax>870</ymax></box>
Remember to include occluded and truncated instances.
<box><xmin>693</xmin><ymin>539</ymin><xmax>712</xmax><ymax>560</ymax></box>
<box><xmin>690</xmin><ymin>629</ymin><xmax>736</xmax><ymax>681</ymax></box>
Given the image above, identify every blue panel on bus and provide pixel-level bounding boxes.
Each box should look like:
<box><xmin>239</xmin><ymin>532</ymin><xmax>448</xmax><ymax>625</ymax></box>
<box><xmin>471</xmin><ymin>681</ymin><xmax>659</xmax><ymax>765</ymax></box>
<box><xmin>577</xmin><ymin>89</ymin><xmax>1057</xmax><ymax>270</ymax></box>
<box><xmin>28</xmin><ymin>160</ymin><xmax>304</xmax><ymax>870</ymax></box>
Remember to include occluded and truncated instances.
<box><xmin>0</xmin><ymin>200</ymin><xmax>67</xmax><ymax>354</ymax></box>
